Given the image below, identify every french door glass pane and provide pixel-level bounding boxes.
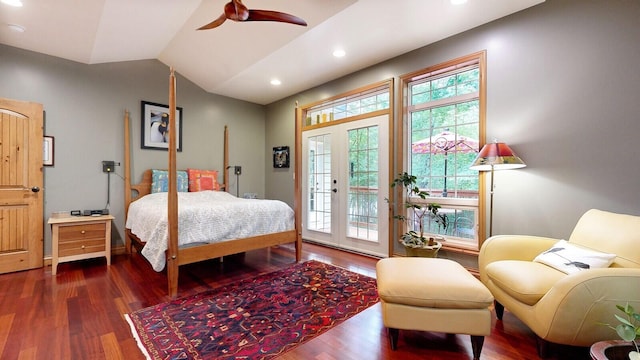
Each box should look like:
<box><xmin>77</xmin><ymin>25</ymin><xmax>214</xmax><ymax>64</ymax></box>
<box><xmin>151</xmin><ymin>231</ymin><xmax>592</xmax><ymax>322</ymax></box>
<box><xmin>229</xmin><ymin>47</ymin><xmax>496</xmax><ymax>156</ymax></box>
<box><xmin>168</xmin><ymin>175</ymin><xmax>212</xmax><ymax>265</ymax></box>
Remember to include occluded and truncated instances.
<box><xmin>347</xmin><ymin>126</ymin><xmax>379</xmax><ymax>241</ymax></box>
<box><xmin>307</xmin><ymin>134</ymin><xmax>331</xmax><ymax>233</ymax></box>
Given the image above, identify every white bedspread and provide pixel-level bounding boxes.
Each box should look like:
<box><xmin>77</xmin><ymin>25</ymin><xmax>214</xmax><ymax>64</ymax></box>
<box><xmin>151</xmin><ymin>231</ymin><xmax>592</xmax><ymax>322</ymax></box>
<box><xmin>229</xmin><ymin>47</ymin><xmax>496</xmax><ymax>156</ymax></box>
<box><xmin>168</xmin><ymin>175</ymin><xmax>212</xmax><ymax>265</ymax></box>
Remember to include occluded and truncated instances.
<box><xmin>125</xmin><ymin>191</ymin><xmax>295</xmax><ymax>271</ymax></box>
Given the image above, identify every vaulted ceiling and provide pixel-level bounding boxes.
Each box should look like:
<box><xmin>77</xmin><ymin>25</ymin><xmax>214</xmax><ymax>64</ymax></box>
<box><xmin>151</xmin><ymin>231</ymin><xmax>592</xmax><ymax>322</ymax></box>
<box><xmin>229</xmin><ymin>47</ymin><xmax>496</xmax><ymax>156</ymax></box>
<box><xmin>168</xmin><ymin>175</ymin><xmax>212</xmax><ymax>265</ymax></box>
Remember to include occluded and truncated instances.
<box><xmin>0</xmin><ymin>0</ymin><xmax>544</xmax><ymax>104</ymax></box>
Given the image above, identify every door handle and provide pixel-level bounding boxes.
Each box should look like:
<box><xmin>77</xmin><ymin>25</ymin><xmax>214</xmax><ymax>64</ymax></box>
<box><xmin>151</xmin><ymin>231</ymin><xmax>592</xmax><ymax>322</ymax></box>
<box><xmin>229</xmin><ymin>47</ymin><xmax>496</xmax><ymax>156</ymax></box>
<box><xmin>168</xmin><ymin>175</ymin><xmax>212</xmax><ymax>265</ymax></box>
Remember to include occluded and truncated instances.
<box><xmin>31</xmin><ymin>186</ymin><xmax>40</xmax><ymax>193</ymax></box>
<box><xmin>332</xmin><ymin>188</ymin><xmax>337</xmax><ymax>193</ymax></box>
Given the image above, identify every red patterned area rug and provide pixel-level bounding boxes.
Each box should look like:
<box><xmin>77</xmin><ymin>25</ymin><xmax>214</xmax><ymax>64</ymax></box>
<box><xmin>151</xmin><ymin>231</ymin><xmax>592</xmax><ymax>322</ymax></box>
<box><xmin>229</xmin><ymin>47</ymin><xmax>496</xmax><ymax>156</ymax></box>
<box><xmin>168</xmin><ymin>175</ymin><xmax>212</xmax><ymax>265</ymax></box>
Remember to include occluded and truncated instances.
<box><xmin>125</xmin><ymin>260</ymin><xmax>379</xmax><ymax>359</ymax></box>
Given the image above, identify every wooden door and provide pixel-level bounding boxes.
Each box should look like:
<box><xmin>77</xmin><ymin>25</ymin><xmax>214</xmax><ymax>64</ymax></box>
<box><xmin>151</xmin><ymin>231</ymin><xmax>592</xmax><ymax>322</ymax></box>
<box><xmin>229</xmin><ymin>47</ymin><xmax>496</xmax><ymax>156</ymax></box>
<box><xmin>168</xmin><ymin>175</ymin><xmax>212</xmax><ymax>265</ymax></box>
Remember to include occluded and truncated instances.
<box><xmin>0</xmin><ymin>98</ymin><xmax>44</xmax><ymax>273</ymax></box>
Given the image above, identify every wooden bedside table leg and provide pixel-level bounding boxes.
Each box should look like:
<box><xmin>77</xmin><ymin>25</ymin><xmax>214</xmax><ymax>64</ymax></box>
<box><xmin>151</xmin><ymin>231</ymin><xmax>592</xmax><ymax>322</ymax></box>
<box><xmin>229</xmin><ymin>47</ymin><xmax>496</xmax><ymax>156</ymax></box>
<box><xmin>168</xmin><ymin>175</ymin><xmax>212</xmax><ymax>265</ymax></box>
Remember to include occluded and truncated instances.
<box><xmin>106</xmin><ymin>220</ymin><xmax>112</xmax><ymax>266</ymax></box>
<box><xmin>51</xmin><ymin>224</ymin><xmax>58</xmax><ymax>276</ymax></box>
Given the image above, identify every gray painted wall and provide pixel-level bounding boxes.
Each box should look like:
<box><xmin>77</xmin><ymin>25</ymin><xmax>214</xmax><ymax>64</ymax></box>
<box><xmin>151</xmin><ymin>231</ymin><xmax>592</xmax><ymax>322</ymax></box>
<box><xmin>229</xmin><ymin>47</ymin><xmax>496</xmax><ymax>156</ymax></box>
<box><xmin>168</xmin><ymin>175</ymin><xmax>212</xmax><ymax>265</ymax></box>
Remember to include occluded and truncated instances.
<box><xmin>265</xmin><ymin>0</ymin><xmax>640</xmax><ymax>243</ymax></box>
<box><xmin>0</xmin><ymin>45</ymin><xmax>266</xmax><ymax>256</ymax></box>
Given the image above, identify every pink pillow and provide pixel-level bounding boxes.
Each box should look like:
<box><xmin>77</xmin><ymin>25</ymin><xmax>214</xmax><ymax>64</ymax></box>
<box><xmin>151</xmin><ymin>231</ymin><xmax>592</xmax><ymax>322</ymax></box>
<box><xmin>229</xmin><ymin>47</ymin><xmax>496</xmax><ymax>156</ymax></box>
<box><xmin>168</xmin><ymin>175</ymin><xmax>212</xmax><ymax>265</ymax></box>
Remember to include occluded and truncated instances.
<box><xmin>187</xmin><ymin>169</ymin><xmax>220</xmax><ymax>192</ymax></box>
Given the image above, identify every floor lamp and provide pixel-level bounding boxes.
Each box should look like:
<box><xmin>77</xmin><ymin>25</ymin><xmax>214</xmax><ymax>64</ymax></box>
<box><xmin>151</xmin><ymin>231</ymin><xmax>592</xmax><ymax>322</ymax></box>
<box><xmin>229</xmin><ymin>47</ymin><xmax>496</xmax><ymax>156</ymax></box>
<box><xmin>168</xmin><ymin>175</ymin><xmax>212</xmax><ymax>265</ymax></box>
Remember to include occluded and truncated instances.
<box><xmin>469</xmin><ymin>141</ymin><xmax>526</xmax><ymax>237</ymax></box>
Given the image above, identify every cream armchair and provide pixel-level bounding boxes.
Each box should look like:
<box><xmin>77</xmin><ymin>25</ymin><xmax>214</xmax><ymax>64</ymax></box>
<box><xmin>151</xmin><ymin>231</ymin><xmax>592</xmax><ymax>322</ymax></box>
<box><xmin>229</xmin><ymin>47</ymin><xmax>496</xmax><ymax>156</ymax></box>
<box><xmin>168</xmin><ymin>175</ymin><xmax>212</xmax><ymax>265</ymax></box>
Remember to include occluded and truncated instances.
<box><xmin>479</xmin><ymin>209</ymin><xmax>640</xmax><ymax>357</ymax></box>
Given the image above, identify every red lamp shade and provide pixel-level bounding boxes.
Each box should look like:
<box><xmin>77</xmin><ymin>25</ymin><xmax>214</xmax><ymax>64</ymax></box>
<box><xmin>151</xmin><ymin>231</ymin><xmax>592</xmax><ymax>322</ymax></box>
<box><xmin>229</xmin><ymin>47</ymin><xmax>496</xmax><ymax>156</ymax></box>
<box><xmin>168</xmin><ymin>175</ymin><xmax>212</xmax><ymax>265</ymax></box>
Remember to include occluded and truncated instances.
<box><xmin>469</xmin><ymin>142</ymin><xmax>526</xmax><ymax>171</ymax></box>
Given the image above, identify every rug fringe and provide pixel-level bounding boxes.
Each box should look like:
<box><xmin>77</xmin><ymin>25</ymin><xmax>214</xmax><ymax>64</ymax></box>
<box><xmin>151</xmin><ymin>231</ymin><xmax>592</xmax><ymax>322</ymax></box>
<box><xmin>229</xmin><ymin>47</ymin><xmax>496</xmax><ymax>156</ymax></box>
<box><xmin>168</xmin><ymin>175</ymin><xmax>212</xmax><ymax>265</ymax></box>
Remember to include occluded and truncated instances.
<box><xmin>124</xmin><ymin>314</ymin><xmax>153</xmax><ymax>360</ymax></box>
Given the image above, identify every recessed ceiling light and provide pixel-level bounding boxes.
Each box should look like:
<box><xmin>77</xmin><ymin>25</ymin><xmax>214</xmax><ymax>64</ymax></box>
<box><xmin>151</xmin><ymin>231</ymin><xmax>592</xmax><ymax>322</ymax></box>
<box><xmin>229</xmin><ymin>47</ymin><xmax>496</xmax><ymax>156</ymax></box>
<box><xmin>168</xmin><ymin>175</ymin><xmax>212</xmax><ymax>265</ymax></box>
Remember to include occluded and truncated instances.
<box><xmin>450</xmin><ymin>0</ymin><xmax>467</xmax><ymax>5</ymax></box>
<box><xmin>270</xmin><ymin>79</ymin><xmax>281</xmax><ymax>86</ymax></box>
<box><xmin>333</xmin><ymin>49</ymin><xmax>346</xmax><ymax>58</ymax></box>
<box><xmin>8</xmin><ymin>24</ymin><xmax>25</xmax><ymax>32</ymax></box>
<box><xmin>1</xmin><ymin>0</ymin><xmax>23</xmax><ymax>7</ymax></box>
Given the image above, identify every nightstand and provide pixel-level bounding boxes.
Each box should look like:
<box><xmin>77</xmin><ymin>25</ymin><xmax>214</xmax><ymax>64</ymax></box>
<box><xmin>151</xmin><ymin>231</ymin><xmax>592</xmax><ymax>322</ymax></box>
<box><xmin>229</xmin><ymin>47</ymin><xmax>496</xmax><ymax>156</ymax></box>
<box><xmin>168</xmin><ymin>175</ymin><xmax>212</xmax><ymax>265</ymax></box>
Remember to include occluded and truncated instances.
<box><xmin>48</xmin><ymin>214</ymin><xmax>114</xmax><ymax>275</ymax></box>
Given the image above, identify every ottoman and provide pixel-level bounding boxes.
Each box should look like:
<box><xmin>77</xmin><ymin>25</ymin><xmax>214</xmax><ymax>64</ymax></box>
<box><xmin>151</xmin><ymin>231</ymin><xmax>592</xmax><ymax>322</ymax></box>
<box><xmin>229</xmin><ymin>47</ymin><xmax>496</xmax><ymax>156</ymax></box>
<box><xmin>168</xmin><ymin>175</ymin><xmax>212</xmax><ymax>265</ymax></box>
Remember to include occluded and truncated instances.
<box><xmin>376</xmin><ymin>257</ymin><xmax>494</xmax><ymax>360</ymax></box>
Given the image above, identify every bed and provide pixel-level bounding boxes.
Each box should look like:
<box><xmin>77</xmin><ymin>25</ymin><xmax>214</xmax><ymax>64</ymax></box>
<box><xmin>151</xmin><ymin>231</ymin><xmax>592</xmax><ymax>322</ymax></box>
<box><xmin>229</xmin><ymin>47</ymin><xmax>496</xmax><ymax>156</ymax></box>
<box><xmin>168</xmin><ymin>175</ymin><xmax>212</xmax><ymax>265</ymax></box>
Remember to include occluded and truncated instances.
<box><xmin>123</xmin><ymin>69</ymin><xmax>302</xmax><ymax>297</ymax></box>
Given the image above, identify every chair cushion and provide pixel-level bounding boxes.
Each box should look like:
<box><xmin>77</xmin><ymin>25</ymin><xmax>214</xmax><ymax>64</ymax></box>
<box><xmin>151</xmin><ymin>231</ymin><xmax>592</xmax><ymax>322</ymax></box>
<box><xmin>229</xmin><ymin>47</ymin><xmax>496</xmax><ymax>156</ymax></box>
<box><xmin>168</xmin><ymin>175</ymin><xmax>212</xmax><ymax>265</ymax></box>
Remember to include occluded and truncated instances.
<box><xmin>533</xmin><ymin>239</ymin><xmax>616</xmax><ymax>274</ymax></box>
<box><xmin>485</xmin><ymin>260</ymin><xmax>567</xmax><ymax>306</ymax></box>
<box><xmin>376</xmin><ymin>258</ymin><xmax>493</xmax><ymax>309</ymax></box>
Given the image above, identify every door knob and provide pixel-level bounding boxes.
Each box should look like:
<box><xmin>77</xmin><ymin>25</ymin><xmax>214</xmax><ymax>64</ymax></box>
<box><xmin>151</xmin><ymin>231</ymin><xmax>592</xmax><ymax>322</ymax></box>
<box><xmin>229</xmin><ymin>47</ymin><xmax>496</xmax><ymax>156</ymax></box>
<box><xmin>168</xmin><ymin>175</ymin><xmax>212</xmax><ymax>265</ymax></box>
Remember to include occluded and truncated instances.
<box><xmin>31</xmin><ymin>187</ymin><xmax>40</xmax><ymax>193</ymax></box>
<box><xmin>332</xmin><ymin>188</ymin><xmax>337</xmax><ymax>193</ymax></box>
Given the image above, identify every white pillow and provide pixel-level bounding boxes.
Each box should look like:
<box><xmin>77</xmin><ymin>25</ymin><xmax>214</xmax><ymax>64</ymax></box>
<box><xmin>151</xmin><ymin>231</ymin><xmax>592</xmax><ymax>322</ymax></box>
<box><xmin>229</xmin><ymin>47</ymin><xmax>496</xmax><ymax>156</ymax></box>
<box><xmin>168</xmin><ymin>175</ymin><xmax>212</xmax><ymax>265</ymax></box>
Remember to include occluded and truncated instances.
<box><xmin>533</xmin><ymin>240</ymin><xmax>616</xmax><ymax>274</ymax></box>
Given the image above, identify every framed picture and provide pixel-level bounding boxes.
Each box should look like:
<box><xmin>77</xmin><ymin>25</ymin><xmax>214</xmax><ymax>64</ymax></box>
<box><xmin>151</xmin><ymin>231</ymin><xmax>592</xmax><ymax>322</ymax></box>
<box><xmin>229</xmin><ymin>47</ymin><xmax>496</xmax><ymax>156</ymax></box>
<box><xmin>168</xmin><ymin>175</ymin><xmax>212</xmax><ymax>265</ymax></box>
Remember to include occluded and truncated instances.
<box><xmin>141</xmin><ymin>100</ymin><xmax>183</xmax><ymax>151</ymax></box>
<box><xmin>43</xmin><ymin>136</ymin><xmax>54</xmax><ymax>166</ymax></box>
<box><xmin>273</xmin><ymin>146</ymin><xmax>290</xmax><ymax>168</ymax></box>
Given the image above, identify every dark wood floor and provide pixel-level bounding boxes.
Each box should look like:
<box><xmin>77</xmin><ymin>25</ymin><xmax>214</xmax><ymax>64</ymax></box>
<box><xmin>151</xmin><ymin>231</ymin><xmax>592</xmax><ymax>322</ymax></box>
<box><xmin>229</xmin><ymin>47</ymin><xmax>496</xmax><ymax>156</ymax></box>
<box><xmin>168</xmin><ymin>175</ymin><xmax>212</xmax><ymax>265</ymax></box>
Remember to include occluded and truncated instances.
<box><xmin>0</xmin><ymin>242</ymin><xmax>592</xmax><ymax>360</ymax></box>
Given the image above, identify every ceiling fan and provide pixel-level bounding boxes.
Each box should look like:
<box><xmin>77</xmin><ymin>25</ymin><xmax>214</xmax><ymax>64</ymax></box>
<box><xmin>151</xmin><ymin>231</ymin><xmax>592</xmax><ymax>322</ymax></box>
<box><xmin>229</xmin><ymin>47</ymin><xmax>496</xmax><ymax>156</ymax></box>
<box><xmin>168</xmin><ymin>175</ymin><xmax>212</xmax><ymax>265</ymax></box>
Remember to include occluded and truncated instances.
<box><xmin>198</xmin><ymin>0</ymin><xmax>307</xmax><ymax>30</ymax></box>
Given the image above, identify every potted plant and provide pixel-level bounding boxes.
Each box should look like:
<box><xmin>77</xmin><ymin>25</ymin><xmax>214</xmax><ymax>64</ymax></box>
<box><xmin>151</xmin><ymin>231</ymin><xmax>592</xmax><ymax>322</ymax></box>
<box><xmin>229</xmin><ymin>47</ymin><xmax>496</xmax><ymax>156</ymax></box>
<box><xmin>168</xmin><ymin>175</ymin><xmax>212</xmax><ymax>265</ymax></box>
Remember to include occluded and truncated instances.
<box><xmin>389</xmin><ymin>172</ymin><xmax>447</xmax><ymax>257</ymax></box>
<box><xmin>593</xmin><ymin>303</ymin><xmax>640</xmax><ymax>360</ymax></box>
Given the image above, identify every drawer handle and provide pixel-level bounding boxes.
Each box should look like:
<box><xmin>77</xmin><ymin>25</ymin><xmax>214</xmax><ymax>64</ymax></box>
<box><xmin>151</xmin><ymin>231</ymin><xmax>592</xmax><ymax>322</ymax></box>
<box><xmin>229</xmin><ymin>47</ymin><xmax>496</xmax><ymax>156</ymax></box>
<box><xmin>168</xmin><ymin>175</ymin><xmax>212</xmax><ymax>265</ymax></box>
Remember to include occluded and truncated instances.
<box><xmin>81</xmin><ymin>245</ymin><xmax>85</xmax><ymax>249</ymax></box>
<box><xmin>81</xmin><ymin>230</ymin><xmax>86</xmax><ymax>234</ymax></box>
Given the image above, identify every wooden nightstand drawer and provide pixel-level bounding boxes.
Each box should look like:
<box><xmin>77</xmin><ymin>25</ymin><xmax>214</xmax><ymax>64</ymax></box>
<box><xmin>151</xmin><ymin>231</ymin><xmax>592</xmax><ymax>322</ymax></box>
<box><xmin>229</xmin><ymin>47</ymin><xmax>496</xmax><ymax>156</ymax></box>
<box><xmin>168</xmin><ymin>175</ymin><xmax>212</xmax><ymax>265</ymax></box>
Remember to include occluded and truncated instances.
<box><xmin>48</xmin><ymin>215</ymin><xmax>114</xmax><ymax>275</ymax></box>
<box><xmin>59</xmin><ymin>223</ymin><xmax>106</xmax><ymax>242</ymax></box>
<box><xmin>58</xmin><ymin>239</ymin><xmax>106</xmax><ymax>257</ymax></box>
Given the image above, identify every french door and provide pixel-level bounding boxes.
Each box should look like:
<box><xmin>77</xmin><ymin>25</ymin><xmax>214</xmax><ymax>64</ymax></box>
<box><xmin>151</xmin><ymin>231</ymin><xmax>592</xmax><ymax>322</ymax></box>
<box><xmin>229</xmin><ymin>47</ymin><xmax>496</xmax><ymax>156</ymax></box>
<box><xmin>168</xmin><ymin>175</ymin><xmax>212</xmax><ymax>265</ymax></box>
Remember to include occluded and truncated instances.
<box><xmin>302</xmin><ymin>115</ymin><xmax>389</xmax><ymax>257</ymax></box>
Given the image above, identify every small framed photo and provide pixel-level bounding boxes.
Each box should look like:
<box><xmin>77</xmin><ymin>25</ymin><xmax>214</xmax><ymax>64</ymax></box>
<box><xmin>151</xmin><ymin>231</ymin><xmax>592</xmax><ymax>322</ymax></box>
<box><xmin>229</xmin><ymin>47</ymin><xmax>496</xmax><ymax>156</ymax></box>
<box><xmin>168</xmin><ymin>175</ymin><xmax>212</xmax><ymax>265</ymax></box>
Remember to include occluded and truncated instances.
<box><xmin>141</xmin><ymin>100</ymin><xmax>183</xmax><ymax>151</ymax></box>
<box><xmin>273</xmin><ymin>146</ymin><xmax>290</xmax><ymax>168</ymax></box>
<box><xmin>43</xmin><ymin>136</ymin><xmax>54</xmax><ymax>166</ymax></box>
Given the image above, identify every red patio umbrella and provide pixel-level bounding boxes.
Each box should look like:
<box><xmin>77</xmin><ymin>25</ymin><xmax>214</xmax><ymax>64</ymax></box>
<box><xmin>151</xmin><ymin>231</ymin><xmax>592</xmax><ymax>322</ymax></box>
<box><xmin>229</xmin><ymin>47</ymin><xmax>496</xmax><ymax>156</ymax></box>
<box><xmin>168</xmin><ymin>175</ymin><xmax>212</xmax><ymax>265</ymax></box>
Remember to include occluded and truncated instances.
<box><xmin>412</xmin><ymin>130</ymin><xmax>479</xmax><ymax>197</ymax></box>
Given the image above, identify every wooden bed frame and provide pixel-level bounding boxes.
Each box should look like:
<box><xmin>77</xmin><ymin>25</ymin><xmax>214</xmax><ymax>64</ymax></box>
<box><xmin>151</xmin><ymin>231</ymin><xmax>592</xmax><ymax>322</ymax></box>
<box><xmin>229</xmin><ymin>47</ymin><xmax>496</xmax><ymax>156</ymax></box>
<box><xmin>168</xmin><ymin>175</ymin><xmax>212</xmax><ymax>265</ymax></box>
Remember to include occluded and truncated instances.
<box><xmin>123</xmin><ymin>69</ymin><xmax>302</xmax><ymax>298</ymax></box>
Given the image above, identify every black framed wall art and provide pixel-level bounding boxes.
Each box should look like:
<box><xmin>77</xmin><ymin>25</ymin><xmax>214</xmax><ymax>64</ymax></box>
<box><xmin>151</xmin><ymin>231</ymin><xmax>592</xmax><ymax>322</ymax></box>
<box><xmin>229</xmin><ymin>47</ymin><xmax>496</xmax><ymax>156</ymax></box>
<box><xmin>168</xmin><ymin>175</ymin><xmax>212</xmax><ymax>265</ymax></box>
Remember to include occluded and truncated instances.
<box><xmin>141</xmin><ymin>100</ymin><xmax>183</xmax><ymax>151</ymax></box>
<box><xmin>273</xmin><ymin>146</ymin><xmax>290</xmax><ymax>168</ymax></box>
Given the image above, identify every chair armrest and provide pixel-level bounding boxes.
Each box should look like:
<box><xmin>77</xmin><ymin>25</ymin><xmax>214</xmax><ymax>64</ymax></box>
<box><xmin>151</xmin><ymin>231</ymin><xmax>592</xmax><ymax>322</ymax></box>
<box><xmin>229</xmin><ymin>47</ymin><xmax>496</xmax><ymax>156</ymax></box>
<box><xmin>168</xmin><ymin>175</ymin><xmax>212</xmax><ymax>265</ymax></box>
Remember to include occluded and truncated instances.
<box><xmin>479</xmin><ymin>235</ymin><xmax>558</xmax><ymax>270</ymax></box>
<box><xmin>532</xmin><ymin>267</ymin><xmax>640</xmax><ymax>345</ymax></box>
<box><xmin>542</xmin><ymin>267</ymin><xmax>640</xmax><ymax>306</ymax></box>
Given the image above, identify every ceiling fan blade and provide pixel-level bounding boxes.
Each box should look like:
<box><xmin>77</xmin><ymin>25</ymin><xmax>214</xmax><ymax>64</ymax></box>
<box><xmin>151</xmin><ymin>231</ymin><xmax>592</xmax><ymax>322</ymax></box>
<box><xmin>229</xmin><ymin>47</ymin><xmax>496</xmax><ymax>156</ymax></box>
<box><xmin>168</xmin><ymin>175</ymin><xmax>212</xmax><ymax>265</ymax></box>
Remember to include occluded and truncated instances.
<box><xmin>247</xmin><ymin>10</ymin><xmax>307</xmax><ymax>26</ymax></box>
<box><xmin>197</xmin><ymin>13</ymin><xmax>227</xmax><ymax>30</ymax></box>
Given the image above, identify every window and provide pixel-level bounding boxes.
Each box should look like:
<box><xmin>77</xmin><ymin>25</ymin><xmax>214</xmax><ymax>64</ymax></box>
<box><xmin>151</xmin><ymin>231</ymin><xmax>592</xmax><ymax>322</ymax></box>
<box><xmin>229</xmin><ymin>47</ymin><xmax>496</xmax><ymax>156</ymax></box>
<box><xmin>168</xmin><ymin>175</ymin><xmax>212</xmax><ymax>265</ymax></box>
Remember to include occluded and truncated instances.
<box><xmin>304</xmin><ymin>84</ymin><xmax>389</xmax><ymax>127</ymax></box>
<box><xmin>400</xmin><ymin>52</ymin><xmax>486</xmax><ymax>250</ymax></box>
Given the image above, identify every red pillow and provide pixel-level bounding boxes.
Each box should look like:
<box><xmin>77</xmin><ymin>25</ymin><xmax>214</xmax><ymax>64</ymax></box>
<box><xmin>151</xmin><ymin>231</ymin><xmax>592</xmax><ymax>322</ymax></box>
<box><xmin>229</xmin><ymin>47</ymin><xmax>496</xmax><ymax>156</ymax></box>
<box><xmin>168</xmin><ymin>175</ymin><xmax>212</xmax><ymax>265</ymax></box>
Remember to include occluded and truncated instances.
<box><xmin>187</xmin><ymin>169</ymin><xmax>220</xmax><ymax>191</ymax></box>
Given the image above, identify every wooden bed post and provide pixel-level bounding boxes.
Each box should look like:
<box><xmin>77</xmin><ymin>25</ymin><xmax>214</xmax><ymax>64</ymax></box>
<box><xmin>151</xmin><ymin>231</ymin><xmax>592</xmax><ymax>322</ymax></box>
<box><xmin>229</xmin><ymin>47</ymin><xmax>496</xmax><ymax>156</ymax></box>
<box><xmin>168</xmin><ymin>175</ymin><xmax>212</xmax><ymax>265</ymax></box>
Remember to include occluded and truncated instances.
<box><xmin>124</xmin><ymin>110</ymin><xmax>132</xmax><ymax>253</ymax></box>
<box><xmin>167</xmin><ymin>68</ymin><xmax>179</xmax><ymax>298</ymax></box>
<box><xmin>223</xmin><ymin>125</ymin><xmax>228</xmax><ymax>191</ymax></box>
<box><xmin>294</xmin><ymin>103</ymin><xmax>303</xmax><ymax>262</ymax></box>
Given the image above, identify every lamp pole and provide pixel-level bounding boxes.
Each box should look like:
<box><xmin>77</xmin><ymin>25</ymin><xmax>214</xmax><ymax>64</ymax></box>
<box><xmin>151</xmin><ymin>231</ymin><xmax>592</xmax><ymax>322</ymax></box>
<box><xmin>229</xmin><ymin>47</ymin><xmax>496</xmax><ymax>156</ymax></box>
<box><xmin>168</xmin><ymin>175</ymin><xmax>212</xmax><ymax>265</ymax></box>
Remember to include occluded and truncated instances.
<box><xmin>470</xmin><ymin>141</ymin><xmax>526</xmax><ymax>239</ymax></box>
<box><xmin>489</xmin><ymin>164</ymin><xmax>495</xmax><ymax>237</ymax></box>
